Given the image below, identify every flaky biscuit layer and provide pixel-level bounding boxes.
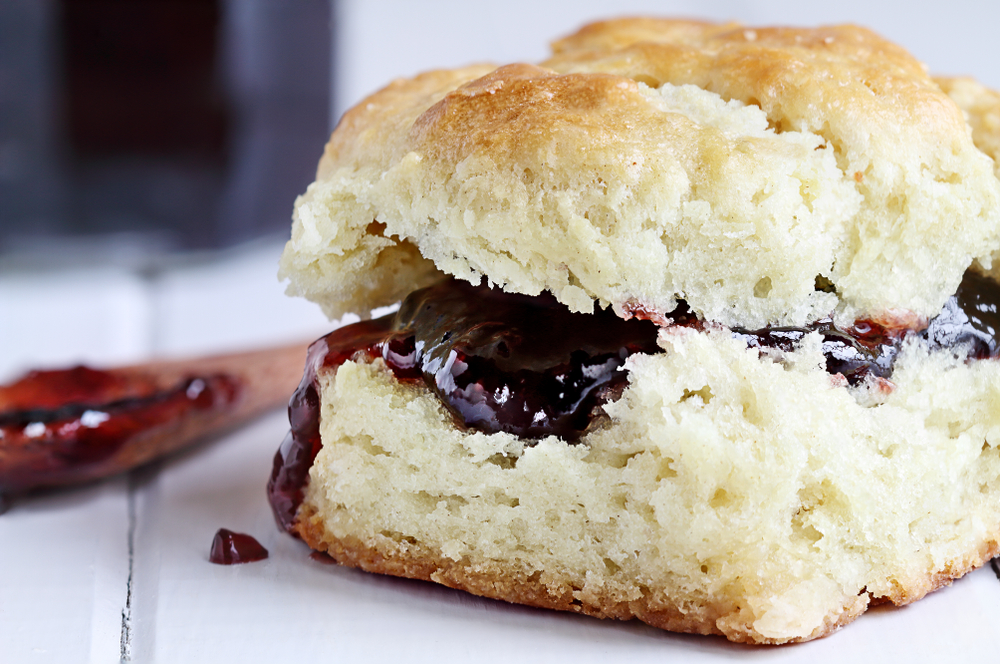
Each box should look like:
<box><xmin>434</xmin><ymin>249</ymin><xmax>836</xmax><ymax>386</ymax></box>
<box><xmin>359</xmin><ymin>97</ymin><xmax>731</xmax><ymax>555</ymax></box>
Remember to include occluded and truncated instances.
<box><xmin>296</xmin><ymin>331</ymin><xmax>1000</xmax><ymax>643</ymax></box>
<box><xmin>280</xmin><ymin>20</ymin><xmax>1000</xmax><ymax>328</ymax></box>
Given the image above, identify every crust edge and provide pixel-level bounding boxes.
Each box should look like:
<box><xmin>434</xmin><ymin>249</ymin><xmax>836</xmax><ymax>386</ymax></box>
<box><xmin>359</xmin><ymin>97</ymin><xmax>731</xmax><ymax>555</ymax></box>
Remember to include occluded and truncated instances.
<box><xmin>294</xmin><ymin>503</ymin><xmax>888</xmax><ymax>644</ymax></box>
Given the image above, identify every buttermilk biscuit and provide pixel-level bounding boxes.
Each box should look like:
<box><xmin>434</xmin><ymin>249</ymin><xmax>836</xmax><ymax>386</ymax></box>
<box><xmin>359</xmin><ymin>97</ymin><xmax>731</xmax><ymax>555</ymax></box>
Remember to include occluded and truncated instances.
<box><xmin>296</xmin><ymin>331</ymin><xmax>1000</xmax><ymax>644</ymax></box>
<box><xmin>275</xmin><ymin>18</ymin><xmax>1000</xmax><ymax>645</ymax></box>
<box><xmin>280</xmin><ymin>20</ymin><xmax>999</xmax><ymax>329</ymax></box>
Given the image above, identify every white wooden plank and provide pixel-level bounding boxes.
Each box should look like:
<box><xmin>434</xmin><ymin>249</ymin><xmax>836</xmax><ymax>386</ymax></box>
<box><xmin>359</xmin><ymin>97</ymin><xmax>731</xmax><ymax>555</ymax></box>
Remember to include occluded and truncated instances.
<box><xmin>335</xmin><ymin>0</ymin><xmax>1000</xmax><ymax>119</ymax></box>
<box><xmin>0</xmin><ymin>268</ymin><xmax>152</xmax><ymax>381</ymax></box>
<box><xmin>150</xmin><ymin>239</ymin><xmax>331</xmax><ymax>357</ymax></box>
<box><xmin>0</xmin><ymin>266</ymin><xmax>150</xmax><ymax>662</ymax></box>
<box><xmin>0</xmin><ymin>479</ymin><xmax>130</xmax><ymax>663</ymax></box>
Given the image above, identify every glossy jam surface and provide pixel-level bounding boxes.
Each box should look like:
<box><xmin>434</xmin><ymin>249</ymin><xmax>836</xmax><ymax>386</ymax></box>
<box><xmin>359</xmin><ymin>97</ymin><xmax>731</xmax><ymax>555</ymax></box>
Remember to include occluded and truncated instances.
<box><xmin>0</xmin><ymin>368</ymin><xmax>240</xmax><ymax>492</ymax></box>
<box><xmin>386</xmin><ymin>280</ymin><xmax>662</xmax><ymax>439</ymax></box>
<box><xmin>922</xmin><ymin>270</ymin><xmax>1000</xmax><ymax>358</ymax></box>
<box><xmin>266</xmin><ymin>318</ymin><xmax>393</xmax><ymax>533</ymax></box>
<box><xmin>209</xmin><ymin>528</ymin><xmax>269</xmax><ymax>565</ymax></box>
<box><xmin>732</xmin><ymin>271</ymin><xmax>1000</xmax><ymax>384</ymax></box>
<box><xmin>267</xmin><ymin>273</ymin><xmax>1000</xmax><ymax>534</ymax></box>
<box><xmin>732</xmin><ymin>318</ymin><xmax>900</xmax><ymax>385</ymax></box>
<box><xmin>0</xmin><ymin>366</ymin><xmax>158</xmax><ymax>411</ymax></box>
<box><xmin>266</xmin><ymin>280</ymin><xmax>660</xmax><ymax>532</ymax></box>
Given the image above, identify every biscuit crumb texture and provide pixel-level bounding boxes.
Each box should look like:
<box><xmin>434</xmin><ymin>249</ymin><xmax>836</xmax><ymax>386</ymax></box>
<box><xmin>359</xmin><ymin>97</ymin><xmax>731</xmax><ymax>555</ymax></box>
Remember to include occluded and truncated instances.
<box><xmin>280</xmin><ymin>20</ymin><xmax>1000</xmax><ymax>328</ymax></box>
<box><xmin>296</xmin><ymin>331</ymin><xmax>1000</xmax><ymax>644</ymax></box>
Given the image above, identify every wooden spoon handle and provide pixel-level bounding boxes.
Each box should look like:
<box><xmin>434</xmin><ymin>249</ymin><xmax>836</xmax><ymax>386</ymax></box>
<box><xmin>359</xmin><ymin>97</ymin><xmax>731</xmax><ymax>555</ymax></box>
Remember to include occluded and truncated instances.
<box><xmin>0</xmin><ymin>341</ymin><xmax>312</xmax><ymax>493</ymax></box>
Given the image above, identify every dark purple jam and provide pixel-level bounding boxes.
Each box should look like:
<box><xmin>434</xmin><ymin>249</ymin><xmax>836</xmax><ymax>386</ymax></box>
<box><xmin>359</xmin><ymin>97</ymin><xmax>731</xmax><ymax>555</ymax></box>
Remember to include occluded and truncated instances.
<box><xmin>266</xmin><ymin>317</ymin><xmax>394</xmax><ymax>533</ymax></box>
<box><xmin>266</xmin><ymin>279</ymin><xmax>660</xmax><ymax>533</ymax></box>
<box><xmin>388</xmin><ymin>280</ymin><xmax>662</xmax><ymax>439</ymax></box>
<box><xmin>0</xmin><ymin>369</ymin><xmax>240</xmax><ymax>493</ymax></box>
<box><xmin>729</xmin><ymin>271</ymin><xmax>1000</xmax><ymax>384</ymax></box>
<box><xmin>922</xmin><ymin>270</ymin><xmax>1000</xmax><ymax>359</ymax></box>
<box><xmin>267</xmin><ymin>272</ymin><xmax>1000</xmax><ymax>534</ymax></box>
<box><xmin>209</xmin><ymin>528</ymin><xmax>269</xmax><ymax>565</ymax></box>
<box><xmin>732</xmin><ymin>318</ymin><xmax>900</xmax><ymax>384</ymax></box>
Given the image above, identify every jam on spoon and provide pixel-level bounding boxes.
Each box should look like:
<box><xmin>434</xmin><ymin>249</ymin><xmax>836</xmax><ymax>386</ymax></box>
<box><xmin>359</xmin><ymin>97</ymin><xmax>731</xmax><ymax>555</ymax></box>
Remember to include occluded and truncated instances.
<box><xmin>0</xmin><ymin>342</ymin><xmax>311</xmax><ymax>496</ymax></box>
<box><xmin>0</xmin><ymin>369</ymin><xmax>240</xmax><ymax>493</ymax></box>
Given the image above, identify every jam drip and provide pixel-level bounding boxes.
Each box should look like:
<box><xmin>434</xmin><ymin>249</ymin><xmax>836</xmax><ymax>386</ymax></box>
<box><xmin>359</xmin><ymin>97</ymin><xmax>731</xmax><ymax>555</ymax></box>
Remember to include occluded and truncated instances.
<box><xmin>267</xmin><ymin>272</ymin><xmax>1000</xmax><ymax>534</ymax></box>
<box><xmin>209</xmin><ymin>528</ymin><xmax>269</xmax><ymax>565</ymax></box>
<box><xmin>0</xmin><ymin>369</ymin><xmax>239</xmax><ymax>492</ymax></box>
<box><xmin>267</xmin><ymin>318</ymin><xmax>393</xmax><ymax>533</ymax></box>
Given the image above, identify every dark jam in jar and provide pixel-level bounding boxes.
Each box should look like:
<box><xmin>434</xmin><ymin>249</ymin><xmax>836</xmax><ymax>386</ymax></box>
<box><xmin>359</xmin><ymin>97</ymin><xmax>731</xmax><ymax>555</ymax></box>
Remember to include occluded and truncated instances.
<box><xmin>267</xmin><ymin>272</ymin><xmax>1000</xmax><ymax>534</ymax></box>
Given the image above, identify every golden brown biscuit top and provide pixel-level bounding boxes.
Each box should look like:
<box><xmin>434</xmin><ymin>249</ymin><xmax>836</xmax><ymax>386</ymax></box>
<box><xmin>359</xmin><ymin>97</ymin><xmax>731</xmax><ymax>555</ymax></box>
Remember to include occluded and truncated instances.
<box><xmin>546</xmin><ymin>20</ymin><xmax>965</xmax><ymax>161</ymax></box>
<box><xmin>281</xmin><ymin>19</ymin><xmax>1000</xmax><ymax>328</ymax></box>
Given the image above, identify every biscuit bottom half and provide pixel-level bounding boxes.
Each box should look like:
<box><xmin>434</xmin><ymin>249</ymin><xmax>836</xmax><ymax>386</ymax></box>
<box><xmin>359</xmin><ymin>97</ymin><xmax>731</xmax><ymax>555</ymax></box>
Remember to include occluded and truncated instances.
<box><xmin>291</xmin><ymin>329</ymin><xmax>1000</xmax><ymax>644</ymax></box>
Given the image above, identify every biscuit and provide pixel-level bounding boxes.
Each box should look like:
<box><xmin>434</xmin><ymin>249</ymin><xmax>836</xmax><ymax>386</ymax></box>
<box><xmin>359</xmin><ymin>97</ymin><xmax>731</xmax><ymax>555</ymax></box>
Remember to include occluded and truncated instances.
<box><xmin>280</xmin><ymin>19</ymin><xmax>1000</xmax><ymax>329</ymax></box>
<box><xmin>273</xmin><ymin>19</ymin><xmax>1000</xmax><ymax>644</ymax></box>
<box><xmin>294</xmin><ymin>331</ymin><xmax>1000</xmax><ymax>644</ymax></box>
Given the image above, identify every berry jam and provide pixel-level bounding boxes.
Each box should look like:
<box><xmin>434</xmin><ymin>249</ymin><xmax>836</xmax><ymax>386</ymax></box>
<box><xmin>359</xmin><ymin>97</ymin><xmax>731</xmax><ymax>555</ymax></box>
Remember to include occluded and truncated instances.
<box><xmin>266</xmin><ymin>279</ymin><xmax>660</xmax><ymax>533</ymax></box>
<box><xmin>266</xmin><ymin>318</ymin><xmax>392</xmax><ymax>534</ymax></box>
<box><xmin>0</xmin><ymin>369</ymin><xmax>240</xmax><ymax>493</ymax></box>
<box><xmin>389</xmin><ymin>281</ymin><xmax>662</xmax><ymax>439</ymax></box>
<box><xmin>267</xmin><ymin>272</ymin><xmax>1000</xmax><ymax>534</ymax></box>
<box><xmin>732</xmin><ymin>318</ymin><xmax>901</xmax><ymax>384</ymax></box>
<box><xmin>922</xmin><ymin>270</ymin><xmax>1000</xmax><ymax>358</ymax></box>
<box><xmin>209</xmin><ymin>528</ymin><xmax>269</xmax><ymax>565</ymax></box>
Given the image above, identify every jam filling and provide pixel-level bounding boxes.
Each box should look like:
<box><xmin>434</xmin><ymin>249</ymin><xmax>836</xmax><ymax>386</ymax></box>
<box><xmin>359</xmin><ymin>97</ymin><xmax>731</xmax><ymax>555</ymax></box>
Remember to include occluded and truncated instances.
<box><xmin>0</xmin><ymin>367</ymin><xmax>240</xmax><ymax>493</ymax></box>
<box><xmin>209</xmin><ymin>528</ymin><xmax>269</xmax><ymax>565</ymax></box>
<box><xmin>921</xmin><ymin>270</ymin><xmax>1000</xmax><ymax>359</ymax></box>
<box><xmin>266</xmin><ymin>280</ymin><xmax>660</xmax><ymax>532</ymax></box>
<box><xmin>732</xmin><ymin>317</ymin><xmax>901</xmax><ymax>384</ymax></box>
<box><xmin>267</xmin><ymin>271</ymin><xmax>1000</xmax><ymax>533</ymax></box>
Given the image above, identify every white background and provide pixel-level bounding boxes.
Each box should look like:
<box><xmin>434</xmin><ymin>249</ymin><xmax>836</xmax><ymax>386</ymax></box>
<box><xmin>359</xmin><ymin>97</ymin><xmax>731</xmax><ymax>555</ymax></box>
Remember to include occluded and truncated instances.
<box><xmin>333</xmin><ymin>0</ymin><xmax>1000</xmax><ymax>120</ymax></box>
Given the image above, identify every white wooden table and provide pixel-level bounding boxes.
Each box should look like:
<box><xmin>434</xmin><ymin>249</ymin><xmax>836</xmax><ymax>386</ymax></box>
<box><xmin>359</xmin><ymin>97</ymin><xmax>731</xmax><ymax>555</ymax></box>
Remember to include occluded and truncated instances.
<box><xmin>2</xmin><ymin>240</ymin><xmax>1000</xmax><ymax>662</ymax></box>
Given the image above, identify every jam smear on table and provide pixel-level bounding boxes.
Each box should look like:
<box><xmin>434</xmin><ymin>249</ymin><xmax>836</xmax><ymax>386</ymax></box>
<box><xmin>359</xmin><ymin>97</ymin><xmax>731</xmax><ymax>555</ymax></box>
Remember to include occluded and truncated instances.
<box><xmin>267</xmin><ymin>271</ymin><xmax>1000</xmax><ymax>533</ymax></box>
<box><xmin>209</xmin><ymin>528</ymin><xmax>269</xmax><ymax>565</ymax></box>
<box><xmin>0</xmin><ymin>368</ymin><xmax>240</xmax><ymax>492</ymax></box>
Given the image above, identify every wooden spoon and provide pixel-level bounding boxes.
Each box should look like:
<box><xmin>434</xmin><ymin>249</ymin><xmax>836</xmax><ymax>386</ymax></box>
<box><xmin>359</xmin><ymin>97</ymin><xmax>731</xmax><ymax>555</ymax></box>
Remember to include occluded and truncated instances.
<box><xmin>0</xmin><ymin>341</ymin><xmax>311</xmax><ymax>494</ymax></box>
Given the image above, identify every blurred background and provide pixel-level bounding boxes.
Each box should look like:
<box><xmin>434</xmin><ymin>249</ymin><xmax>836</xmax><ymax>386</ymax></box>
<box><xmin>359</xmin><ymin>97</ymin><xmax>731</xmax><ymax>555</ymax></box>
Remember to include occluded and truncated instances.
<box><xmin>0</xmin><ymin>0</ymin><xmax>330</xmax><ymax>263</ymax></box>
<box><xmin>1</xmin><ymin>0</ymin><xmax>998</xmax><ymax>264</ymax></box>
